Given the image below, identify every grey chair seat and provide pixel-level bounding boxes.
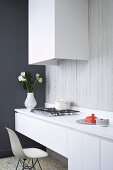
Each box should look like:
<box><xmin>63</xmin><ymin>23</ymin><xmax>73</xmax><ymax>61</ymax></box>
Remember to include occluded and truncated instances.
<box><xmin>23</xmin><ymin>148</ymin><xmax>48</xmax><ymax>158</ymax></box>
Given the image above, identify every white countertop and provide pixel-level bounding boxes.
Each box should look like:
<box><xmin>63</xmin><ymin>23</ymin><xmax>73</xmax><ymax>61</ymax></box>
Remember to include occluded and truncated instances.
<box><xmin>15</xmin><ymin>107</ymin><xmax>113</xmax><ymax>141</ymax></box>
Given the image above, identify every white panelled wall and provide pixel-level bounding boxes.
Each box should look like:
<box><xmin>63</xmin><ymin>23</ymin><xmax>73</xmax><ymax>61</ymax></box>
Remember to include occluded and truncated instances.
<box><xmin>46</xmin><ymin>0</ymin><xmax>113</xmax><ymax>111</ymax></box>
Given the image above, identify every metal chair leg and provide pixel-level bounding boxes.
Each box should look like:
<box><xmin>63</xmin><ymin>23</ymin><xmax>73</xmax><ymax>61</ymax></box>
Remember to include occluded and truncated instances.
<box><xmin>37</xmin><ymin>159</ymin><xmax>43</xmax><ymax>170</ymax></box>
<box><xmin>22</xmin><ymin>160</ymin><xmax>25</xmax><ymax>170</ymax></box>
<box><xmin>32</xmin><ymin>159</ymin><xmax>36</xmax><ymax>170</ymax></box>
<box><xmin>16</xmin><ymin>160</ymin><xmax>20</xmax><ymax>170</ymax></box>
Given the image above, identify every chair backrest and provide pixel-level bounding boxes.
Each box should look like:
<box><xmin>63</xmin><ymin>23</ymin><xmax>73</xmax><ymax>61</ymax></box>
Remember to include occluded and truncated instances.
<box><xmin>6</xmin><ymin>127</ymin><xmax>26</xmax><ymax>159</ymax></box>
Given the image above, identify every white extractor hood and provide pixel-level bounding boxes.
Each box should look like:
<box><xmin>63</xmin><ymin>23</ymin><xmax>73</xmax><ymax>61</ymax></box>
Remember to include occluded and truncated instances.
<box><xmin>29</xmin><ymin>0</ymin><xmax>89</xmax><ymax>65</ymax></box>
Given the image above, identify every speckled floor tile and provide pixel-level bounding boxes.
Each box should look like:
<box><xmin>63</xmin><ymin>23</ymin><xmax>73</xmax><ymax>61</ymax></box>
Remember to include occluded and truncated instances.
<box><xmin>0</xmin><ymin>156</ymin><xmax>68</xmax><ymax>170</ymax></box>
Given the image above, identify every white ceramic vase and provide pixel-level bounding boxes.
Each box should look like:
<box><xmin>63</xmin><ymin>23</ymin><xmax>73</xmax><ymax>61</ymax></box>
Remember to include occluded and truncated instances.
<box><xmin>24</xmin><ymin>93</ymin><xmax>37</xmax><ymax>110</ymax></box>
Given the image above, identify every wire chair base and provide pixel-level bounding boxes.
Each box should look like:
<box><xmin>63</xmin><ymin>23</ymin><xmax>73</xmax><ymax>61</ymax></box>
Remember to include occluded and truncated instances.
<box><xmin>16</xmin><ymin>158</ymin><xmax>42</xmax><ymax>170</ymax></box>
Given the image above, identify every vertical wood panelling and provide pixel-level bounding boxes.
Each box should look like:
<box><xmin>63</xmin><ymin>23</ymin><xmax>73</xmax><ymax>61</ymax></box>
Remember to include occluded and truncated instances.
<box><xmin>98</xmin><ymin>0</ymin><xmax>103</xmax><ymax>109</ymax></box>
<box><xmin>65</xmin><ymin>60</ymin><xmax>75</xmax><ymax>103</ymax></box>
<box><xmin>90</xmin><ymin>0</ymin><xmax>99</xmax><ymax>109</ymax></box>
<box><xmin>46</xmin><ymin>0</ymin><xmax>113</xmax><ymax>111</ymax></box>
<box><xmin>76</xmin><ymin>61</ymin><xmax>84</xmax><ymax>107</ymax></box>
<box><xmin>72</xmin><ymin>60</ymin><xmax>77</xmax><ymax>105</ymax></box>
<box><xmin>102</xmin><ymin>0</ymin><xmax>112</xmax><ymax>110</ymax></box>
<box><xmin>46</xmin><ymin>66</ymin><xmax>50</xmax><ymax>102</ymax></box>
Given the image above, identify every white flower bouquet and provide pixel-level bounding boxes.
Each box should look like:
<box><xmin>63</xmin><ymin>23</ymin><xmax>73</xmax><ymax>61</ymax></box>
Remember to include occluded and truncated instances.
<box><xmin>18</xmin><ymin>71</ymin><xmax>43</xmax><ymax>92</ymax></box>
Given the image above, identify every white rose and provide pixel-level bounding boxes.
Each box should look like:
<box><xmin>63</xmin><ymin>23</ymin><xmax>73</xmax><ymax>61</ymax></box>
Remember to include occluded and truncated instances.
<box><xmin>21</xmin><ymin>72</ymin><xmax>25</xmax><ymax>77</ymax></box>
<box><xmin>36</xmin><ymin>73</ymin><xmax>40</xmax><ymax>79</ymax></box>
<box><xmin>18</xmin><ymin>75</ymin><xmax>26</xmax><ymax>82</ymax></box>
<box><xmin>38</xmin><ymin>78</ymin><xmax>43</xmax><ymax>83</ymax></box>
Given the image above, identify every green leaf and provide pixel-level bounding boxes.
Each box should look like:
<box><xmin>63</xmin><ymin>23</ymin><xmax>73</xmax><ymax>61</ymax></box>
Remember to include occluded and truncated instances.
<box><xmin>22</xmin><ymin>82</ymin><xmax>27</xmax><ymax>90</ymax></box>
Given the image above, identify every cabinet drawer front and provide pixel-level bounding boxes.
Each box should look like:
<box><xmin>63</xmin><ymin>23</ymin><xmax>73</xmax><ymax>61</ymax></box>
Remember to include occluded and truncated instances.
<box><xmin>15</xmin><ymin>113</ymin><xmax>68</xmax><ymax>157</ymax></box>
<box><xmin>82</xmin><ymin>134</ymin><xmax>100</xmax><ymax>170</ymax></box>
<box><xmin>48</xmin><ymin>122</ymin><xmax>68</xmax><ymax>157</ymax></box>
<box><xmin>15</xmin><ymin>113</ymin><xmax>49</xmax><ymax>146</ymax></box>
<box><xmin>101</xmin><ymin>140</ymin><xmax>113</xmax><ymax>170</ymax></box>
<box><xmin>68</xmin><ymin>129</ymin><xmax>83</xmax><ymax>170</ymax></box>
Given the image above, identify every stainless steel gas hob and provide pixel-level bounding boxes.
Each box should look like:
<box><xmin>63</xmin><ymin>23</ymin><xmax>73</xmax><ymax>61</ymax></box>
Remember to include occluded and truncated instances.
<box><xmin>31</xmin><ymin>107</ymin><xmax>80</xmax><ymax>117</ymax></box>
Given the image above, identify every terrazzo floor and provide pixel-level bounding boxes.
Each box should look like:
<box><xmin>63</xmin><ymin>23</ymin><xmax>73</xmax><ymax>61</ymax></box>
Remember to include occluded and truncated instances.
<box><xmin>0</xmin><ymin>156</ymin><xmax>68</xmax><ymax>170</ymax></box>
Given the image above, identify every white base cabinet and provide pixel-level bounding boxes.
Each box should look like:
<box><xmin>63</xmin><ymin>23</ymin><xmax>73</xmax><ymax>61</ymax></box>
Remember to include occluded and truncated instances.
<box><xmin>68</xmin><ymin>130</ymin><xmax>83</xmax><ymax>170</ymax></box>
<box><xmin>82</xmin><ymin>134</ymin><xmax>100</xmax><ymax>170</ymax></box>
<box><xmin>101</xmin><ymin>140</ymin><xmax>113</xmax><ymax>170</ymax></box>
<box><xmin>15</xmin><ymin>111</ymin><xmax>113</xmax><ymax>170</ymax></box>
<box><xmin>68</xmin><ymin>129</ymin><xmax>100</xmax><ymax>170</ymax></box>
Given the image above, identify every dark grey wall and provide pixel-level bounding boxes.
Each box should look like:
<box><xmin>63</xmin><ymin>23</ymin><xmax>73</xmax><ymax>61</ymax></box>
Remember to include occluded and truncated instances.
<box><xmin>0</xmin><ymin>0</ymin><xmax>45</xmax><ymax>155</ymax></box>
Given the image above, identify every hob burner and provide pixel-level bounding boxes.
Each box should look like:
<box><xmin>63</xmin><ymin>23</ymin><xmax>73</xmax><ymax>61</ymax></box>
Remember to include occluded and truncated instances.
<box><xmin>31</xmin><ymin>107</ymin><xmax>80</xmax><ymax>116</ymax></box>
